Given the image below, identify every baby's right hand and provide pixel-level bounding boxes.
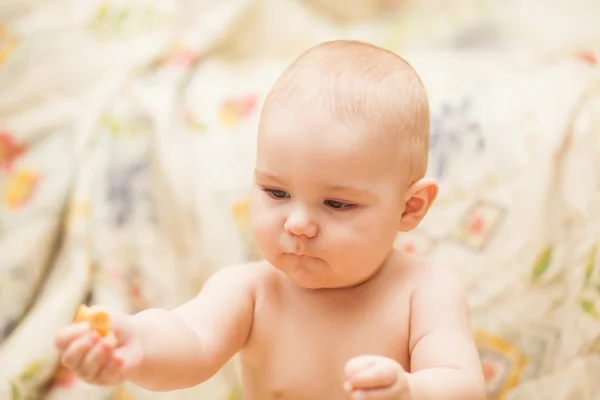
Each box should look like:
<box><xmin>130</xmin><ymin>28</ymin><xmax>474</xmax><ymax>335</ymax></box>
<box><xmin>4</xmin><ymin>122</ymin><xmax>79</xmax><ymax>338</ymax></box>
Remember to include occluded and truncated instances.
<box><xmin>55</xmin><ymin>307</ymin><xmax>144</xmax><ymax>386</ymax></box>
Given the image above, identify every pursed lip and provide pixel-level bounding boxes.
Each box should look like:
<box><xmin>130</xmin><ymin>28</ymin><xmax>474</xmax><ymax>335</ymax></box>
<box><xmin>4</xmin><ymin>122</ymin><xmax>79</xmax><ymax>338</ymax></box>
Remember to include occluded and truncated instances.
<box><xmin>286</xmin><ymin>252</ymin><xmax>316</xmax><ymax>259</ymax></box>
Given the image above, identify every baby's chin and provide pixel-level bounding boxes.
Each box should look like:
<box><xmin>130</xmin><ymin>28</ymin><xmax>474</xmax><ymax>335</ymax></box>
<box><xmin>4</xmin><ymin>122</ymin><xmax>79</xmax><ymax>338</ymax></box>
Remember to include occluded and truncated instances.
<box><xmin>272</xmin><ymin>257</ymin><xmax>368</xmax><ymax>290</ymax></box>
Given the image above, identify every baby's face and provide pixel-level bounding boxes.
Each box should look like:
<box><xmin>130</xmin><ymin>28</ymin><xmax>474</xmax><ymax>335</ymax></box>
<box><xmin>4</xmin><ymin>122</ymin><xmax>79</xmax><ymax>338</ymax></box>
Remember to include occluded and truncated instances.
<box><xmin>250</xmin><ymin>104</ymin><xmax>407</xmax><ymax>289</ymax></box>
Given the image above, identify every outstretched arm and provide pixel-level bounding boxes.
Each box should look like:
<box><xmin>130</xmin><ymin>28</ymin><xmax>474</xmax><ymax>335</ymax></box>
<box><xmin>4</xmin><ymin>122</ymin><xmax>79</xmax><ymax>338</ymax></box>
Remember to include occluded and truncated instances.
<box><xmin>128</xmin><ymin>264</ymin><xmax>257</xmax><ymax>391</ymax></box>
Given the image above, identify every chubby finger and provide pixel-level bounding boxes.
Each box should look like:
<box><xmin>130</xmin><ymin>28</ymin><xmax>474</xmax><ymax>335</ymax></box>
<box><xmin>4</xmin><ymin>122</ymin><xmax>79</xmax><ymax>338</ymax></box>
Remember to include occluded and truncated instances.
<box><xmin>351</xmin><ymin>379</ymin><xmax>412</xmax><ymax>400</ymax></box>
<box><xmin>112</xmin><ymin>342</ymin><xmax>141</xmax><ymax>373</ymax></box>
<box><xmin>80</xmin><ymin>342</ymin><xmax>112</xmax><ymax>382</ymax></box>
<box><xmin>345</xmin><ymin>355</ymin><xmax>402</xmax><ymax>377</ymax></box>
<box><xmin>61</xmin><ymin>333</ymin><xmax>98</xmax><ymax>370</ymax></box>
<box><xmin>95</xmin><ymin>358</ymin><xmax>125</xmax><ymax>386</ymax></box>
<box><xmin>347</xmin><ymin>362</ymin><xmax>400</xmax><ymax>391</ymax></box>
<box><xmin>55</xmin><ymin>323</ymin><xmax>91</xmax><ymax>350</ymax></box>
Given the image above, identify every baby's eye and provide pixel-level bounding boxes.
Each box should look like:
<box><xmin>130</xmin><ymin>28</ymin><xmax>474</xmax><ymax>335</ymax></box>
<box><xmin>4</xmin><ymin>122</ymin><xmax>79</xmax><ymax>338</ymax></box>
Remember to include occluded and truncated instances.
<box><xmin>324</xmin><ymin>200</ymin><xmax>354</xmax><ymax>210</ymax></box>
<box><xmin>262</xmin><ymin>188</ymin><xmax>290</xmax><ymax>199</ymax></box>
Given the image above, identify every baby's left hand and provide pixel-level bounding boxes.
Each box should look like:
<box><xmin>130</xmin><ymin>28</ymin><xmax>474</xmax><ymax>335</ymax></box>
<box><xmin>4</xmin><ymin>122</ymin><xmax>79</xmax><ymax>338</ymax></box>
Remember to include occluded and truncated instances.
<box><xmin>344</xmin><ymin>355</ymin><xmax>412</xmax><ymax>399</ymax></box>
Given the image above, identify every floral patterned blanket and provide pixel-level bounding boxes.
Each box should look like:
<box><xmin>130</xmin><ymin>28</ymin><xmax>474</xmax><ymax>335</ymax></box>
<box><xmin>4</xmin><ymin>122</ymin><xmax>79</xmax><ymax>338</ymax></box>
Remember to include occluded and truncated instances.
<box><xmin>1</xmin><ymin>0</ymin><xmax>599</xmax><ymax>399</ymax></box>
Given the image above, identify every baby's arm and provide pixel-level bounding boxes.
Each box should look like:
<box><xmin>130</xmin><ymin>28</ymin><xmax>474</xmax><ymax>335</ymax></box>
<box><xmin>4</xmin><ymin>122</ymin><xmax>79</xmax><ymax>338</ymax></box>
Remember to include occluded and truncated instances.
<box><xmin>127</xmin><ymin>264</ymin><xmax>256</xmax><ymax>391</ymax></box>
<box><xmin>406</xmin><ymin>265</ymin><xmax>486</xmax><ymax>400</ymax></box>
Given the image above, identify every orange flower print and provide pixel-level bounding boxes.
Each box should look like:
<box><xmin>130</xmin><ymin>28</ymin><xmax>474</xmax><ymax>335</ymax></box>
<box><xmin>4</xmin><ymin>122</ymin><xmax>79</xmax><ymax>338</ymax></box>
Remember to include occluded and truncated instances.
<box><xmin>0</xmin><ymin>131</ymin><xmax>24</xmax><ymax>172</ymax></box>
<box><xmin>482</xmin><ymin>361</ymin><xmax>496</xmax><ymax>382</ymax></box>
<box><xmin>111</xmin><ymin>386</ymin><xmax>136</xmax><ymax>400</ymax></box>
<box><xmin>575</xmin><ymin>51</ymin><xmax>597</xmax><ymax>66</ymax></box>
<box><xmin>126</xmin><ymin>267</ymin><xmax>148</xmax><ymax>313</ymax></box>
<box><xmin>5</xmin><ymin>170</ymin><xmax>39</xmax><ymax>209</ymax></box>
<box><xmin>467</xmin><ymin>214</ymin><xmax>485</xmax><ymax>236</ymax></box>
<box><xmin>219</xmin><ymin>94</ymin><xmax>257</xmax><ymax>127</ymax></box>
<box><xmin>453</xmin><ymin>202</ymin><xmax>504</xmax><ymax>251</ymax></box>
<box><xmin>184</xmin><ymin>108</ymin><xmax>206</xmax><ymax>133</ymax></box>
<box><xmin>232</xmin><ymin>200</ymin><xmax>250</xmax><ymax>229</ymax></box>
<box><xmin>394</xmin><ymin>233</ymin><xmax>435</xmax><ymax>255</ymax></box>
<box><xmin>403</xmin><ymin>242</ymin><xmax>415</xmax><ymax>253</ymax></box>
<box><xmin>232</xmin><ymin>199</ymin><xmax>262</xmax><ymax>261</ymax></box>
<box><xmin>49</xmin><ymin>366</ymin><xmax>77</xmax><ymax>389</ymax></box>
<box><xmin>164</xmin><ymin>41</ymin><xmax>199</xmax><ymax>67</ymax></box>
<box><xmin>0</xmin><ymin>24</ymin><xmax>18</xmax><ymax>66</ymax></box>
<box><xmin>66</xmin><ymin>200</ymin><xmax>91</xmax><ymax>228</ymax></box>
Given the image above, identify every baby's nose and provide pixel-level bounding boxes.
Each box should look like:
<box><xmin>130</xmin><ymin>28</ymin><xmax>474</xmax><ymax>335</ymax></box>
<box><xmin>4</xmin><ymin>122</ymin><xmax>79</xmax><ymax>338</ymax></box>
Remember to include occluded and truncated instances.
<box><xmin>284</xmin><ymin>206</ymin><xmax>318</xmax><ymax>238</ymax></box>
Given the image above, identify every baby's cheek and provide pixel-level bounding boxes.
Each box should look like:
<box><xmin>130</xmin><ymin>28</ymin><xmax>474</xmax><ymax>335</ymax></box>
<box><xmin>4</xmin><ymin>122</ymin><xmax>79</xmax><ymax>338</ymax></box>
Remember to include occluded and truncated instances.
<box><xmin>332</xmin><ymin>220</ymin><xmax>377</xmax><ymax>248</ymax></box>
<box><xmin>329</xmin><ymin>226</ymin><xmax>372</xmax><ymax>260</ymax></box>
<box><xmin>250</xmin><ymin>214</ymin><xmax>268</xmax><ymax>245</ymax></box>
<box><xmin>332</xmin><ymin>222</ymin><xmax>394</xmax><ymax>264</ymax></box>
<box><xmin>250</xmin><ymin>203</ymin><xmax>279</xmax><ymax>250</ymax></box>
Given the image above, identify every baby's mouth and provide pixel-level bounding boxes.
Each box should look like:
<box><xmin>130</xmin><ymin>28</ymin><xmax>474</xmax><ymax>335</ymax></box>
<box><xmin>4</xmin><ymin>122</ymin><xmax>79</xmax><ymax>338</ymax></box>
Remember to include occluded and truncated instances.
<box><xmin>286</xmin><ymin>252</ymin><xmax>317</xmax><ymax>259</ymax></box>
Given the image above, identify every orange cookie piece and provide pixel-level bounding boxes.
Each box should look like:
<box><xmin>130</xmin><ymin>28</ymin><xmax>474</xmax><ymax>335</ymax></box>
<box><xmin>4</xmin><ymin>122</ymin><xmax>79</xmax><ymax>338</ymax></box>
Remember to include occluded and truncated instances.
<box><xmin>74</xmin><ymin>304</ymin><xmax>111</xmax><ymax>337</ymax></box>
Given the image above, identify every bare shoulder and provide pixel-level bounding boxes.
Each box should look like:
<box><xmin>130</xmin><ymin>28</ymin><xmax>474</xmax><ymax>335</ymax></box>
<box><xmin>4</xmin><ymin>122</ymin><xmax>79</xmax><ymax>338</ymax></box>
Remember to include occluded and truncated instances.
<box><xmin>410</xmin><ymin>258</ymin><xmax>467</xmax><ymax>298</ymax></box>
<box><xmin>407</xmin><ymin>257</ymin><xmax>472</xmax><ymax>346</ymax></box>
<box><xmin>385</xmin><ymin>251</ymin><xmax>466</xmax><ymax>297</ymax></box>
<box><xmin>173</xmin><ymin>261</ymin><xmax>273</xmax><ymax>324</ymax></box>
<box><xmin>169</xmin><ymin>262</ymin><xmax>274</xmax><ymax>312</ymax></box>
<box><xmin>208</xmin><ymin>261</ymin><xmax>271</xmax><ymax>282</ymax></box>
<box><xmin>200</xmin><ymin>261</ymin><xmax>274</xmax><ymax>296</ymax></box>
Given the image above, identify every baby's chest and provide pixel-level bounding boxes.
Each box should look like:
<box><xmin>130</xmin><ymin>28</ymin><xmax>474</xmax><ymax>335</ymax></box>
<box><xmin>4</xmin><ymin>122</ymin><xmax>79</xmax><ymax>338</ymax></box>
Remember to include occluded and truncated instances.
<box><xmin>241</xmin><ymin>296</ymin><xmax>411</xmax><ymax>398</ymax></box>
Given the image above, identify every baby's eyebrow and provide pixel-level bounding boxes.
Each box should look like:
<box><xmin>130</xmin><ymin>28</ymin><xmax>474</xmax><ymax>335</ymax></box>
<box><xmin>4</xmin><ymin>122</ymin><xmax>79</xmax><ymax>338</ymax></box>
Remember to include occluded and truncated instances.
<box><xmin>254</xmin><ymin>170</ymin><xmax>285</xmax><ymax>184</ymax></box>
<box><xmin>323</xmin><ymin>184</ymin><xmax>374</xmax><ymax>197</ymax></box>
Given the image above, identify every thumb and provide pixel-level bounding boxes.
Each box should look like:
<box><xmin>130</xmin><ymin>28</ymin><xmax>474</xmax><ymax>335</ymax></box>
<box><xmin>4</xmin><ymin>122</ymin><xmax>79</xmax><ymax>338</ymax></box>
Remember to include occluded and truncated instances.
<box><xmin>345</xmin><ymin>355</ymin><xmax>385</xmax><ymax>378</ymax></box>
<box><xmin>106</xmin><ymin>311</ymin><xmax>134</xmax><ymax>342</ymax></box>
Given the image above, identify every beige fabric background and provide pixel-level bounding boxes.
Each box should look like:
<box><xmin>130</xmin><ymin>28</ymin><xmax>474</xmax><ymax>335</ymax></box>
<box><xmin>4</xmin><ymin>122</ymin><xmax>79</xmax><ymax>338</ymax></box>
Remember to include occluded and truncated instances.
<box><xmin>0</xmin><ymin>0</ymin><xmax>599</xmax><ymax>399</ymax></box>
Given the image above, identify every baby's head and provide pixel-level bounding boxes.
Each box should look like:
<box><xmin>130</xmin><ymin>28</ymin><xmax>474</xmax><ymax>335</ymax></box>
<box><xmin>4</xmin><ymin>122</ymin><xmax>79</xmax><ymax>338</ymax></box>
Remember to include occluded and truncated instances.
<box><xmin>250</xmin><ymin>40</ymin><xmax>437</xmax><ymax>289</ymax></box>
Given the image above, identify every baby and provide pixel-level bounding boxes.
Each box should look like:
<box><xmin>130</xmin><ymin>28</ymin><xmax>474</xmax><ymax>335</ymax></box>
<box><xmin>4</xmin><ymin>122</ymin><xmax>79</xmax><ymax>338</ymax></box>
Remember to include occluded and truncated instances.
<box><xmin>55</xmin><ymin>40</ymin><xmax>485</xmax><ymax>400</ymax></box>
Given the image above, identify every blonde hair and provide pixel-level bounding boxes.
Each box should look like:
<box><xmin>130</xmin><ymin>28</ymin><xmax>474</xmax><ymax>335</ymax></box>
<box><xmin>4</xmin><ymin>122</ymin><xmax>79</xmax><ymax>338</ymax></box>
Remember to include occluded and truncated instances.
<box><xmin>263</xmin><ymin>40</ymin><xmax>430</xmax><ymax>182</ymax></box>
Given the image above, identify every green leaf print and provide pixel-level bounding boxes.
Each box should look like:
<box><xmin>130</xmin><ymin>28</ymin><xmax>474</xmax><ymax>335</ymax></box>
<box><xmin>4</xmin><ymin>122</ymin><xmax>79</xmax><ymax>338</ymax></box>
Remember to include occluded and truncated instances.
<box><xmin>531</xmin><ymin>247</ymin><xmax>552</xmax><ymax>283</ymax></box>
<box><xmin>8</xmin><ymin>381</ymin><xmax>37</xmax><ymax>400</ymax></box>
<box><xmin>95</xmin><ymin>4</ymin><xmax>110</xmax><ymax>20</ymax></box>
<box><xmin>11</xmin><ymin>381</ymin><xmax>20</xmax><ymax>400</ymax></box>
<box><xmin>101</xmin><ymin>115</ymin><xmax>121</xmax><ymax>135</ymax></box>
<box><xmin>584</xmin><ymin>245</ymin><xmax>597</xmax><ymax>286</ymax></box>
<box><xmin>226</xmin><ymin>388</ymin><xmax>245</xmax><ymax>400</ymax></box>
<box><xmin>18</xmin><ymin>362</ymin><xmax>43</xmax><ymax>382</ymax></box>
<box><xmin>581</xmin><ymin>299</ymin><xmax>599</xmax><ymax>318</ymax></box>
<box><xmin>190</xmin><ymin>119</ymin><xmax>206</xmax><ymax>133</ymax></box>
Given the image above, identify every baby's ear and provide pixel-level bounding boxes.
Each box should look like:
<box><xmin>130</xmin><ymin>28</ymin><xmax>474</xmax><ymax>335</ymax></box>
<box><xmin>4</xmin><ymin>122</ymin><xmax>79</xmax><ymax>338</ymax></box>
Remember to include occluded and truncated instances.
<box><xmin>398</xmin><ymin>178</ymin><xmax>438</xmax><ymax>232</ymax></box>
